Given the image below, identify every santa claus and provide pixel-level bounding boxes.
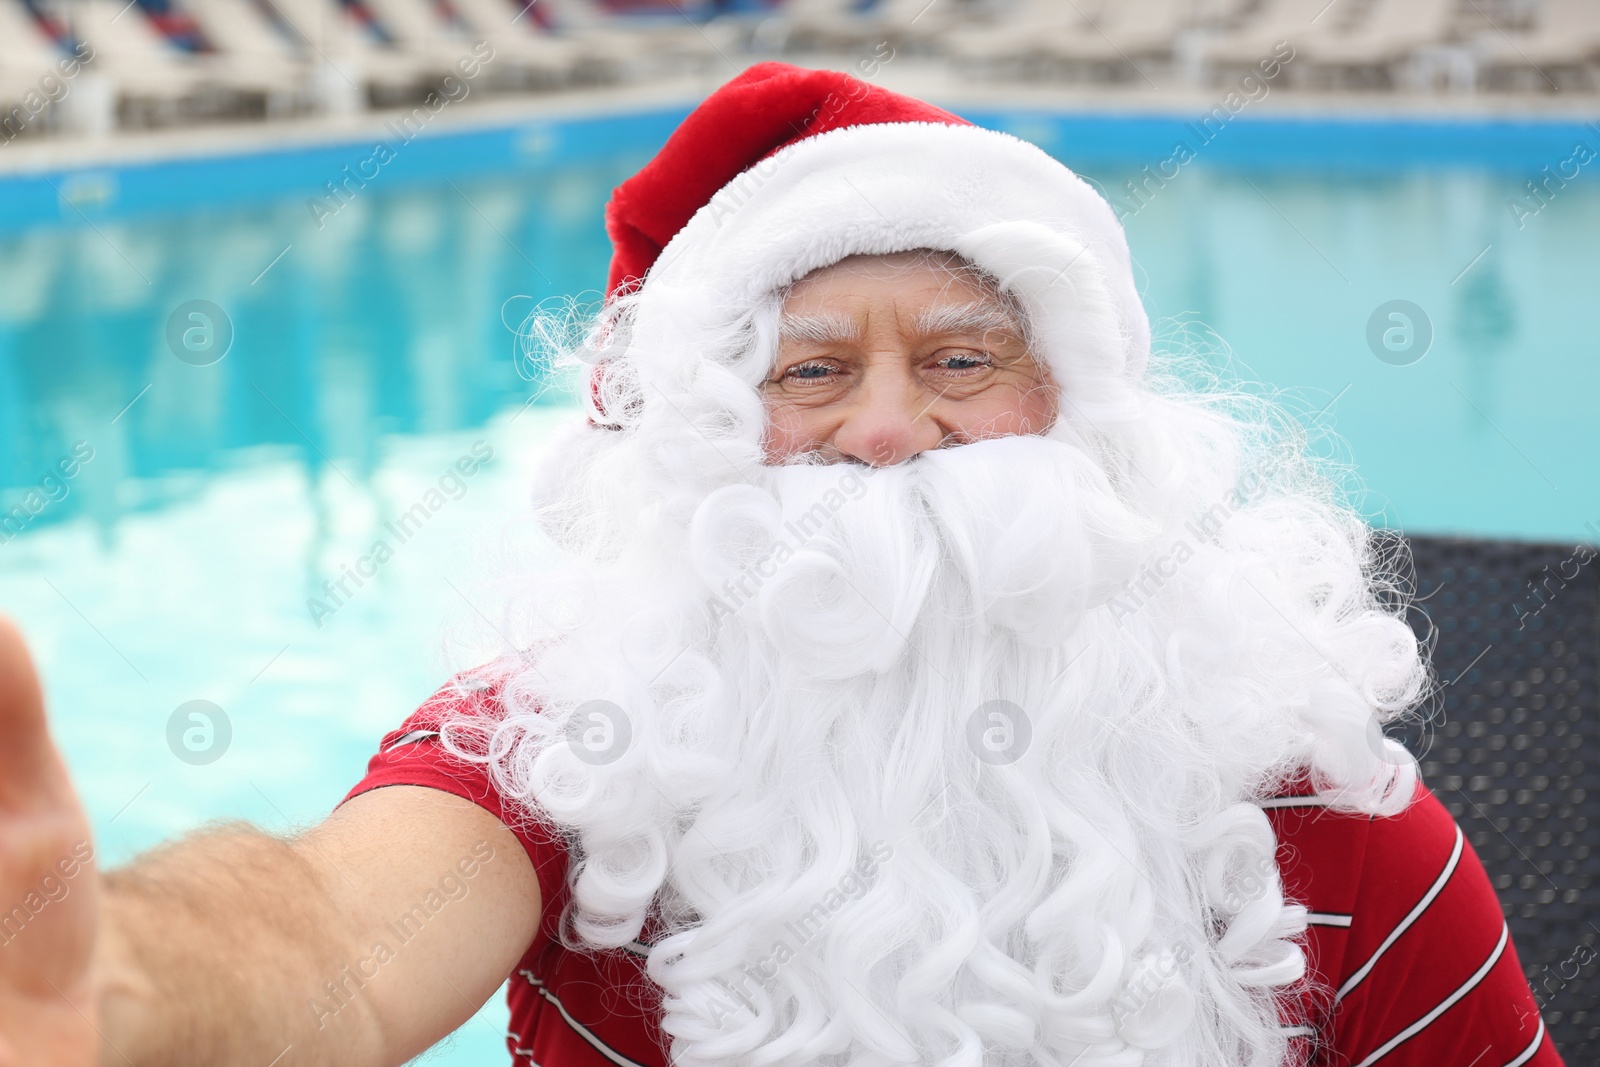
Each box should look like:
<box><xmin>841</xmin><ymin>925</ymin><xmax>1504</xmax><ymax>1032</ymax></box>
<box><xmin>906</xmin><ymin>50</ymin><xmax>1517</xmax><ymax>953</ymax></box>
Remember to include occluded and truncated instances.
<box><xmin>0</xmin><ymin>63</ymin><xmax>1562</xmax><ymax>1067</ymax></box>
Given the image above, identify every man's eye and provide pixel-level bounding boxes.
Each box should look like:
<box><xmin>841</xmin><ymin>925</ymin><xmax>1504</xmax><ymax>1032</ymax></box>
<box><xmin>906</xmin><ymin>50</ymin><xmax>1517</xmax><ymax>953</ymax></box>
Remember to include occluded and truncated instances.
<box><xmin>786</xmin><ymin>362</ymin><xmax>835</xmax><ymax>380</ymax></box>
<box><xmin>935</xmin><ymin>351</ymin><xmax>992</xmax><ymax>371</ymax></box>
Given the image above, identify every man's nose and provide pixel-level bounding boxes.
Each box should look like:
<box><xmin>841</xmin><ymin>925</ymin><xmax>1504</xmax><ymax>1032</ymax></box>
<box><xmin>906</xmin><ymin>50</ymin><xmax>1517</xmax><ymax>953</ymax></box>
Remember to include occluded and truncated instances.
<box><xmin>830</xmin><ymin>369</ymin><xmax>946</xmax><ymax>467</ymax></box>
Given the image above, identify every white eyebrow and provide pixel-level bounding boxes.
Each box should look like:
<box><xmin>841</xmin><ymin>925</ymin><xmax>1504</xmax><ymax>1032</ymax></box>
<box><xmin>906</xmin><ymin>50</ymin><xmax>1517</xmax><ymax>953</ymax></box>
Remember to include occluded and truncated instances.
<box><xmin>914</xmin><ymin>300</ymin><xmax>1021</xmax><ymax>340</ymax></box>
<box><xmin>778</xmin><ymin>312</ymin><xmax>863</xmax><ymax>345</ymax></box>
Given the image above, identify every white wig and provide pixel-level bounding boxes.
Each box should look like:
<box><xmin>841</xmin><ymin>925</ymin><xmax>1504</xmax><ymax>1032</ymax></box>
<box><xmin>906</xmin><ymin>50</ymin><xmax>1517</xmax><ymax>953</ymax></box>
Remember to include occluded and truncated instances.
<box><xmin>440</xmin><ymin>121</ymin><xmax>1428</xmax><ymax>1067</ymax></box>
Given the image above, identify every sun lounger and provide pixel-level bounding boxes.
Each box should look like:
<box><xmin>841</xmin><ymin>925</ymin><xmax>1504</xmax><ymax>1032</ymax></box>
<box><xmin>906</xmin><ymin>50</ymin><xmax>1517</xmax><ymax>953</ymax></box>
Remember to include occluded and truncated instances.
<box><xmin>778</xmin><ymin>0</ymin><xmax>896</xmax><ymax>51</ymax></box>
<box><xmin>258</xmin><ymin>0</ymin><xmax>448</xmax><ymax>99</ymax></box>
<box><xmin>803</xmin><ymin>0</ymin><xmax>976</xmax><ymax>49</ymax></box>
<box><xmin>536</xmin><ymin>0</ymin><xmax>743</xmax><ymax>77</ymax></box>
<box><xmin>0</xmin><ymin>0</ymin><xmax>72</xmax><ymax>84</ymax></box>
<box><xmin>771</xmin><ymin>0</ymin><xmax>863</xmax><ymax>49</ymax></box>
<box><xmin>1038</xmin><ymin>0</ymin><xmax>1208</xmax><ymax>78</ymax></box>
<box><xmin>1294</xmin><ymin>0</ymin><xmax>1461</xmax><ymax>87</ymax></box>
<box><xmin>942</xmin><ymin>0</ymin><xmax>1098</xmax><ymax>74</ymax></box>
<box><xmin>442</xmin><ymin>0</ymin><xmax>595</xmax><ymax>86</ymax></box>
<box><xmin>0</xmin><ymin>71</ymin><xmax>56</xmax><ymax>140</ymax></box>
<box><xmin>360</xmin><ymin>0</ymin><xmax>486</xmax><ymax>67</ymax></box>
<box><xmin>55</xmin><ymin>0</ymin><xmax>217</xmax><ymax>121</ymax></box>
<box><xmin>1190</xmin><ymin>0</ymin><xmax>1347</xmax><ymax>75</ymax></box>
<box><xmin>0</xmin><ymin>2</ymin><xmax>116</xmax><ymax>134</ymax></box>
<box><xmin>1472</xmin><ymin>0</ymin><xmax>1600</xmax><ymax>90</ymax></box>
<box><xmin>181</xmin><ymin>0</ymin><xmax>303</xmax><ymax>68</ymax></box>
<box><xmin>177</xmin><ymin>0</ymin><xmax>313</xmax><ymax>112</ymax></box>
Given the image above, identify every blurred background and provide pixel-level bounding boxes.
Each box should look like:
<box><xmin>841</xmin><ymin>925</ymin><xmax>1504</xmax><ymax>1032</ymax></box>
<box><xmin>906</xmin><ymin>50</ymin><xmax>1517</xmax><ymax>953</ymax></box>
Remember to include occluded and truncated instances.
<box><xmin>2</xmin><ymin>0</ymin><xmax>1598</xmax><ymax>1062</ymax></box>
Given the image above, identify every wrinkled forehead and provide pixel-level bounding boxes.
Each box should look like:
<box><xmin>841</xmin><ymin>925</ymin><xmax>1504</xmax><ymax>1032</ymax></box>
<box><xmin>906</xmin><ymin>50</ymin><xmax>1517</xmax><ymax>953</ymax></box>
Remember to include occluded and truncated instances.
<box><xmin>775</xmin><ymin>249</ymin><xmax>1029</xmax><ymax>338</ymax></box>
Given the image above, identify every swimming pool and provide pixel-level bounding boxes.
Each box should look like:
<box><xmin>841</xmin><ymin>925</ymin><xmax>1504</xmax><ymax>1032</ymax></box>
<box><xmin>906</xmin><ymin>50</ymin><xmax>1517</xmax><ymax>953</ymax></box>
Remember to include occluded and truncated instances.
<box><xmin>1</xmin><ymin>99</ymin><xmax>1596</xmax><ymax>1062</ymax></box>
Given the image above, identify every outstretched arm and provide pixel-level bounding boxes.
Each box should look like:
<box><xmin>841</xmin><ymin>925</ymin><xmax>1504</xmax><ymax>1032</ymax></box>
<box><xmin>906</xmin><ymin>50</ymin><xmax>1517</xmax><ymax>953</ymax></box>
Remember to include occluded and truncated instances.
<box><xmin>97</xmin><ymin>786</ymin><xmax>539</xmax><ymax>1067</ymax></box>
<box><xmin>0</xmin><ymin>618</ymin><xmax>98</xmax><ymax>1067</ymax></box>
<box><xmin>0</xmin><ymin>620</ymin><xmax>542</xmax><ymax>1067</ymax></box>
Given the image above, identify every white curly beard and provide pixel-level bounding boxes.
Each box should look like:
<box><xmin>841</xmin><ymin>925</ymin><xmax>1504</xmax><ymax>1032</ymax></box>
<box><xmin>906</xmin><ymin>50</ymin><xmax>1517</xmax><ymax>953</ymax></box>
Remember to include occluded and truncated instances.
<box><xmin>446</xmin><ymin>415</ymin><xmax>1424</xmax><ymax>1067</ymax></box>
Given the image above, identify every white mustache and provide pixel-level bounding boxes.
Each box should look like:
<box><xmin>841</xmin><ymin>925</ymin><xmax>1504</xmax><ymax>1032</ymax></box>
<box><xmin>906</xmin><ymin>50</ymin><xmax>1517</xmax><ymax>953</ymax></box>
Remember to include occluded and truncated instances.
<box><xmin>688</xmin><ymin>435</ymin><xmax>1160</xmax><ymax>674</ymax></box>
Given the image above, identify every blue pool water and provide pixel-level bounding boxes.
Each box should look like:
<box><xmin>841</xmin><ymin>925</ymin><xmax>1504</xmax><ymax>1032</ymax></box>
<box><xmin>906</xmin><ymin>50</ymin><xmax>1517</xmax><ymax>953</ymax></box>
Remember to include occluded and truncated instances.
<box><xmin>1</xmin><ymin>101</ymin><xmax>1596</xmax><ymax>1063</ymax></box>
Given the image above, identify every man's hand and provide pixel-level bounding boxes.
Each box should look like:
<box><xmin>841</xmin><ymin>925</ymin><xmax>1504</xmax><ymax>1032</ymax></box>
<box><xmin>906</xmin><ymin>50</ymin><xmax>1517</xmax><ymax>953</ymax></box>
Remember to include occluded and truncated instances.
<box><xmin>0</xmin><ymin>616</ymin><xmax>544</xmax><ymax>1067</ymax></box>
<box><xmin>0</xmin><ymin>618</ymin><xmax>99</xmax><ymax>1067</ymax></box>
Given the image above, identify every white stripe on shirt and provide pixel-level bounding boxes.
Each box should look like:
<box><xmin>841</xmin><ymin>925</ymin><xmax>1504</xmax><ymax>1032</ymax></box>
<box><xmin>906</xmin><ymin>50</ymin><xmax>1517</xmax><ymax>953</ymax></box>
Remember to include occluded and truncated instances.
<box><xmin>1306</xmin><ymin>912</ymin><xmax>1353</xmax><ymax>927</ymax></box>
<box><xmin>1256</xmin><ymin>795</ymin><xmax>1338</xmax><ymax>809</ymax></box>
<box><xmin>1499</xmin><ymin>1018</ymin><xmax>1546</xmax><ymax>1067</ymax></box>
<box><xmin>1350</xmin><ymin>921</ymin><xmax>1509</xmax><ymax>1067</ymax></box>
<box><xmin>387</xmin><ymin>729</ymin><xmax>440</xmax><ymax>749</ymax></box>
<box><xmin>533</xmin><ymin>984</ymin><xmax>655</xmax><ymax>1067</ymax></box>
<box><xmin>1336</xmin><ymin>824</ymin><xmax>1464</xmax><ymax>1003</ymax></box>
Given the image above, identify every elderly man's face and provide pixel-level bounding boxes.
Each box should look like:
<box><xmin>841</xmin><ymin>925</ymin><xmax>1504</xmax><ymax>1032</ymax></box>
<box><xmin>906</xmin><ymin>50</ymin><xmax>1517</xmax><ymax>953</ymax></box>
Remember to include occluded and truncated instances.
<box><xmin>760</xmin><ymin>252</ymin><xmax>1059</xmax><ymax>466</ymax></box>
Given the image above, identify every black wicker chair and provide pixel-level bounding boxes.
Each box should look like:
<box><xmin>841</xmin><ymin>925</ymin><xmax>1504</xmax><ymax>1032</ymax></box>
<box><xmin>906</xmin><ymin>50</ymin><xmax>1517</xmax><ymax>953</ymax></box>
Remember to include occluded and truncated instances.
<box><xmin>1391</xmin><ymin>534</ymin><xmax>1599</xmax><ymax>1060</ymax></box>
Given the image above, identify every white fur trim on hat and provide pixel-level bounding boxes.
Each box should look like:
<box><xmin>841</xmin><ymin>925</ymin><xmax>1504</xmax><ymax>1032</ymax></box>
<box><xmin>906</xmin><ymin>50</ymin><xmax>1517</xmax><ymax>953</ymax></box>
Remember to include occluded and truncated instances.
<box><xmin>635</xmin><ymin>121</ymin><xmax>1151</xmax><ymax>385</ymax></box>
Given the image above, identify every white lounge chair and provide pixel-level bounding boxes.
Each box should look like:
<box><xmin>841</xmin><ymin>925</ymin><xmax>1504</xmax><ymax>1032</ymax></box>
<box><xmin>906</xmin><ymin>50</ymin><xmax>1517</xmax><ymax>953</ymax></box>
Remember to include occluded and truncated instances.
<box><xmin>804</xmin><ymin>0</ymin><xmax>979</xmax><ymax>49</ymax></box>
<box><xmin>176</xmin><ymin>0</ymin><xmax>313</xmax><ymax>112</ymax></box>
<box><xmin>360</xmin><ymin>0</ymin><xmax>485</xmax><ymax>67</ymax></box>
<box><xmin>50</xmin><ymin>0</ymin><xmax>216</xmax><ymax>122</ymax></box>
<box><xmin>537</xmin><ymin>0</ymin><xmax>742</xmax><ymax>77</ymax></box>
<box><xmin>942</xmin><ymin>0</ymin><xmax>1099</xmax><ymax>76</ymax></box>
<box><xmin>0</xmin><ymin>73</ymin><xmax>54</xmax><ymax>140</ymax></box>
<box><xmin>1472</xmin><ymin>0</ymin><xmax>1600</xmax><ymax>91</ymax></box>
<box><xmin>0</xmin><ymin>0</ymin><xmax>76</xmax><ymax>135</ymax></box>
<box><xmin>0</xmin><ymin>0</ymin><xmax>73</xmax><ymax>83</ymax></box>
<box><xmin>442</xmin><ymin>0</ymin><xmax>594</xmax><ymax>86</ymax></box>
<box><xmin>781</xmin><ymin>0</ymin><xmax>909</xmax><ymax>49</ymax></box>
<box><xmin>1189</xmin><ymin>0</ymin><xmax>1344</xmax><ymax>77</ymax></box>
<box><xmin>756</xmin><ymin>0</ymin><xmax>854</xmax><ymax>50</ymax></box>
<box><xmin>257</xmin><ymin>0</ymin><xmax>448</xmax><ymax>100</ymax></box>
<box><xmin>1040</xmin><ymin>0</ymin><xmax>1201</xmax><ymax>78</ymax></box>
<box><xmin>0</xmin><ymin>2</ymin><xmax>123</xmax><ymax>134</ymax></box>
<box><xmin>1294</xmin><ymin>0</ymin><xmax>1462</xmax><ymax>88</ymax></box>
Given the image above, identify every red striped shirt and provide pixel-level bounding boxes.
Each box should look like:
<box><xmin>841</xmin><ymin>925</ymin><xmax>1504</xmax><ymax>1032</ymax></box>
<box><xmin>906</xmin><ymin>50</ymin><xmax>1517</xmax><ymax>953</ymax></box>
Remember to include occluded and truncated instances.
<box><xmin>344</xmin><ymin>682</ymin><xmax>1566</xmax><ymax>1067</ymax></box>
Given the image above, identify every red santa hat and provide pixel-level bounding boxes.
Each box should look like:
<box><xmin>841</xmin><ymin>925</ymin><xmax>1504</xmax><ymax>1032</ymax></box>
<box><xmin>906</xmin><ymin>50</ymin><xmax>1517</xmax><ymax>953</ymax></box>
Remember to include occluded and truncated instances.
<box><xmin>591</xmin><ymin>62</ymin><xmax>1150</xmax><ymax>422</ymax></box>
<box><xmin>604</xmin><ymin>62</ymin><xmax>971</xmax><ymax>297</ymax></box>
